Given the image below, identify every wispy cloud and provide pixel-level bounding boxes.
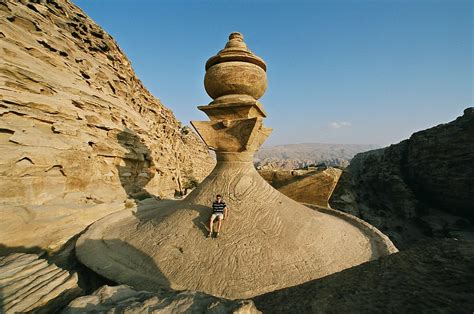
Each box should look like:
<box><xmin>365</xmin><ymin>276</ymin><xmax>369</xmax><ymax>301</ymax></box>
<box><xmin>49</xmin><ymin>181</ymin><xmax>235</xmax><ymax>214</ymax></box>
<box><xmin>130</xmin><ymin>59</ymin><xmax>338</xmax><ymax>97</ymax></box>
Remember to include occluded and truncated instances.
<box><xmin>329</xmin><ymin>121</ymin><xmax>352</xmax><ymax>129</ymax></box>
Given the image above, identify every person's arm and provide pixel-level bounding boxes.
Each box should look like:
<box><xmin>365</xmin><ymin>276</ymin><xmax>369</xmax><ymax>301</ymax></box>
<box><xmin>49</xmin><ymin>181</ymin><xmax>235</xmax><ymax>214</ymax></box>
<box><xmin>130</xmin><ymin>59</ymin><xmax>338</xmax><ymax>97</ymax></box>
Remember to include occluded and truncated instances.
<box><xmin>224</xmin><ymin>206</ymin><xmax>229</xmax><ymax>219</ymax></box>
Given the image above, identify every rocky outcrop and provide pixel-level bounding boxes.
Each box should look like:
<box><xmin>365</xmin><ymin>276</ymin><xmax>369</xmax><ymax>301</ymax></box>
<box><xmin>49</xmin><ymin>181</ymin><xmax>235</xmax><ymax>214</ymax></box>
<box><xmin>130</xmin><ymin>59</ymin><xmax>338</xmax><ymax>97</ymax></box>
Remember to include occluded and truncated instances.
<box><xmin>63</xmin><ymin>285</ymin><xmax>260</xmax><ymax>314</ymax></box>
<box><xmin>0</xmin><ymin>0</ymin><xmax>214</xmax><ymax>251</ymax></box>
<box><xmin>254</xmin><ymin>239</ymin><xmax>474</xmax><ymax>313</ymax></box>
<box><xmin>330</xmin><ymin>108</ymin><xmax>474</xmax><ymax>248</ymax></box>
<box><xmin>0</xmin><ymin>253</ymin><xmax>82</xmax><ymax>313</ymax></box>
<box><xmin>403</xmin><ymin>108</ymin><xmax>474</xmax><ymax>217</ymax></box>
<box><xmin>259</xmin><ymin>167</ymin><xmax>342</xmax><ymax>207</ymax></box>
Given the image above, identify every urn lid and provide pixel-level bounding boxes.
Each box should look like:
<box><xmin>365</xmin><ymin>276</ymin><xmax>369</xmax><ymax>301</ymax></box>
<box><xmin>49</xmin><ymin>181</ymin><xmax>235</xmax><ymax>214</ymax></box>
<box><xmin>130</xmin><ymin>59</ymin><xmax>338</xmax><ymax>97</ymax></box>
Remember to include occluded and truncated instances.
<box><xmin>205</xmin><ymin>32</ymin><xmax>267</xmax><ymax>71</ymax></box>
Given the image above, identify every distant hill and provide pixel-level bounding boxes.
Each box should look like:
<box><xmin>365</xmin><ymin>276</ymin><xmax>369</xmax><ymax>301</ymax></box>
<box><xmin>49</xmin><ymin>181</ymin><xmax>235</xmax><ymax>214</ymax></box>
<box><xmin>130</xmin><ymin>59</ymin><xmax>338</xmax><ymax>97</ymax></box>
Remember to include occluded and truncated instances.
<box><xmin>254</xmin><ymin>143</ymin><xmax>379</xmax><ymax>169</ymax></box>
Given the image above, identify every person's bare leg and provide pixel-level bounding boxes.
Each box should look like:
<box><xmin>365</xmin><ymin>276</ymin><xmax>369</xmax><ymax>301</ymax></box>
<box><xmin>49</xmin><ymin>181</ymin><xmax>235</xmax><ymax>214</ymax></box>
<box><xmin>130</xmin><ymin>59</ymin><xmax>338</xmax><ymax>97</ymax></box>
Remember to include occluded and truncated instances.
<box><xmin>216</xmin><ymin>216</ymin><xmax>223</xmax><ymax>235</ymax></box>
<box><xmin>208</xmin><ymin>216</ymin><xmax>214</xmax><ymax>237</ymax></box>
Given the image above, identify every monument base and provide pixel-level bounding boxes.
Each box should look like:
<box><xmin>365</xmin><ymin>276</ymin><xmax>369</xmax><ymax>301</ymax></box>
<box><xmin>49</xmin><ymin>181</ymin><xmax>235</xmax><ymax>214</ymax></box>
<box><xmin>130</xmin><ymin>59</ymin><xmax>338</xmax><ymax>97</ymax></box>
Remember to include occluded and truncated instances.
<box><xmin>76</xmin><ymin>154</ymin><xmax>397</xmax><ymax>299</ymax></box>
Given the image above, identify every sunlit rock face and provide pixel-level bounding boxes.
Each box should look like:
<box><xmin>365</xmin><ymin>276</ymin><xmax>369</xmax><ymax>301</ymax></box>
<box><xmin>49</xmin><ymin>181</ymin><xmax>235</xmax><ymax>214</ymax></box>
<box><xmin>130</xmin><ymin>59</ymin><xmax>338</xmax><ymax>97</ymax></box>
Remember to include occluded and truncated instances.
<box><xmin>0</xmin><ymin>0</ymin><xmax>214</xmax><ymax>251</ymax></box>
<box><xmin>76</xmin><ymin>32</ymin><xmax>397</xmax><ymax>300</ymax></box>
<box><xmin>259</xmin><ymin>167</ymin><xmax>342</xmax><ymax>207</ymax></box>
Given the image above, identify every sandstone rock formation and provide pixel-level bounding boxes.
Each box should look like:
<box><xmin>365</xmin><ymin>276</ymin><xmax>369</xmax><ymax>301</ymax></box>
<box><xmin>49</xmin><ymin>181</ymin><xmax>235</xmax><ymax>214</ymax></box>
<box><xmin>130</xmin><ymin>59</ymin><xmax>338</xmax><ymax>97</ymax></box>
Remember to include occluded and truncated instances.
<box><xmin>330</xmin><ymin>108</ymin><xmax>474</xmax><ymax>248</ymax></box>
<box><xmin>63</xmin><ymin>285</ymin><xmax>260</xmax><ymax>314</ymax></box>
<box><xmin>254</xmin><ymin>239</ymin><xmax>474</xmax><ymax>313</ymax></box>
<box><xmin>0</xmin><ymin>253</ymin><xmax>82</xmax><ymax>313</ymax></box>
<box><xmin>259</xmin><ymin>167</ymin><xmax>342</xmax><ymax>207</ymax></box>
<box><xmin>0</xmin><ymin>0</ymin><xmax>214</xmax><ymax>252</ymax></box>
<box><xmin>76</xmin><ymin>32</ymin><xmax>397</xmax><ymax>300</ymax></box>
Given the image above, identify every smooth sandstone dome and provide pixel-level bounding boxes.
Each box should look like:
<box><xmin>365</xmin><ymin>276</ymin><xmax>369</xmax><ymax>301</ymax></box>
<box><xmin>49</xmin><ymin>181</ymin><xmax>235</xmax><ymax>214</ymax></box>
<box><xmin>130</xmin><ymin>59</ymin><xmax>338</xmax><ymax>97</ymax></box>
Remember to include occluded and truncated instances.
<box><xmin>76</xmin><ymin>33</ymin><xmax>397</xmax><ymax>299</ymax></box>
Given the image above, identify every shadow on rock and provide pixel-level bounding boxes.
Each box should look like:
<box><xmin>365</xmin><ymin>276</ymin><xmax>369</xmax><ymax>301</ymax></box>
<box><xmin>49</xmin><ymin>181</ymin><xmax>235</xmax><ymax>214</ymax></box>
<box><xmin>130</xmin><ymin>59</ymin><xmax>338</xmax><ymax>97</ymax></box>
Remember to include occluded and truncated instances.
<box><xmin>117</xmin><ymin>129</ymin><xmax>156</xmax><ymax>204</ymax></box>
<box><xmin>78</xmin><ymin>238</ymin><xmax>171</xmax><ymax>290</ymax></box>
<box><xmin>0</xmin><ymin>244</ymin><xmax>45</xmax><ymax>256</ymax></box>
<box><xmin>116</xmin><ymin>129</ymin><xmax>215</xmax><ymax>228</ymax></box>
<box><xmin>253</xmin><ymin>239</ymin><xmax>474</xmax><ymax>313</ymax></box>
<box><xmin>190</xmin><ymin>204</ymin><xmax>215</xmax><ymax>236</ymax></box>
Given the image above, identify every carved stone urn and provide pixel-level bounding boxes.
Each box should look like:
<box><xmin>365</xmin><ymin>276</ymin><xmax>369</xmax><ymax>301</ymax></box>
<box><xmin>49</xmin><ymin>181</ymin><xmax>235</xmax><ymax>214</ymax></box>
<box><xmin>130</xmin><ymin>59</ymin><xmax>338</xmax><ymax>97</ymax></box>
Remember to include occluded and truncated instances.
<box><xmin>75</xmin><ymin>32</ymin><xmax>397</xmax><ymax>300</ymax></box>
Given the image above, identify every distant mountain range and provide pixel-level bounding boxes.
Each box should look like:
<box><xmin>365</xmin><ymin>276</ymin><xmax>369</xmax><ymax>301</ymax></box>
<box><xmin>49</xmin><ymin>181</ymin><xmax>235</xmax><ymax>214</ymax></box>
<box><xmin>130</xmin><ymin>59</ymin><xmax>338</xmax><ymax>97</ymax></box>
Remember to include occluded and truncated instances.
<box><xmin>254</xmin><ymin>143</ymin><xmax>380</xmax><ymax>169</ymax></box>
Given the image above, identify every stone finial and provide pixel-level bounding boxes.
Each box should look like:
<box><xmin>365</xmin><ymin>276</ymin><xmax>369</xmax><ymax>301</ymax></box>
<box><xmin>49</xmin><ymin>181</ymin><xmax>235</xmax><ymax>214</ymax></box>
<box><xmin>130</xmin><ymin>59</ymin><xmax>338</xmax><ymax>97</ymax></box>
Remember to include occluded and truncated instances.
<box><xmin>229</xmin><ymin>32</ymin><xmax>243</xmax><ymax>41</ymax></box>
<box><xmin>225</xmin><ymin>32</ymin><xmax>246</xmax><ymax>49</ymax></box>
<box><xmin>204</xmin><ymin>32</ymin><xmax>267</xmax><ymax>103</ymax></box>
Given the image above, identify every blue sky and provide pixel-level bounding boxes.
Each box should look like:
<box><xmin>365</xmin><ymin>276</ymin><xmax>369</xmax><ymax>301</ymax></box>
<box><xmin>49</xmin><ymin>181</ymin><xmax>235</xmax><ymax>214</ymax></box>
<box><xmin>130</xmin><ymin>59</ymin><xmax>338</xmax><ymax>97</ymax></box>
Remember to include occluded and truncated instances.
<box><xmin>73</xmin><ymin>0</ymin><xmax>472</xmax><ymax>146</ymax></box>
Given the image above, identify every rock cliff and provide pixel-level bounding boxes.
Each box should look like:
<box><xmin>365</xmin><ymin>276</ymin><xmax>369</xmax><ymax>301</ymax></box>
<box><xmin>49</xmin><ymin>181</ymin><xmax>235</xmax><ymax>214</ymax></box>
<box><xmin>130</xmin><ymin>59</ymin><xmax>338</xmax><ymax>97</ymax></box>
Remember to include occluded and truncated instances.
<box><xmin>330</xmin><ymin>108</ymin><xmax>474</xmax><ymax>248</ymax></box>
<box><xmin>0</xmin><ymin>0</ymin><xmax>214</xmax><ymax>251</ymax></box>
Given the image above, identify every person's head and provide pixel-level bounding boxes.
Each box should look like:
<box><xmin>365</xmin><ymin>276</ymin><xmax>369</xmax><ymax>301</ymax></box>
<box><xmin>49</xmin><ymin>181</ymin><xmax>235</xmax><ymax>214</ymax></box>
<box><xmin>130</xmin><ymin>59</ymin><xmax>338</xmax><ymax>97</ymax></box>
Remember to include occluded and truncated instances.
<box><xmin>216</xmin><ymin>194</ymin><xmax>222</xmax><ymax>202</ymax></box>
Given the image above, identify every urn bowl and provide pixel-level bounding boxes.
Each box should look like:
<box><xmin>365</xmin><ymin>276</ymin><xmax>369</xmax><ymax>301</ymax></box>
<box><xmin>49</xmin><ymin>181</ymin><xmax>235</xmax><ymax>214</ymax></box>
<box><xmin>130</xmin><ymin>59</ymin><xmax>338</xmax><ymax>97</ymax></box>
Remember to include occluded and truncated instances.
<box><xmin>204</xmin><ymin>61</ymin><xmax>267</xmax><ymax>101</ymax></box>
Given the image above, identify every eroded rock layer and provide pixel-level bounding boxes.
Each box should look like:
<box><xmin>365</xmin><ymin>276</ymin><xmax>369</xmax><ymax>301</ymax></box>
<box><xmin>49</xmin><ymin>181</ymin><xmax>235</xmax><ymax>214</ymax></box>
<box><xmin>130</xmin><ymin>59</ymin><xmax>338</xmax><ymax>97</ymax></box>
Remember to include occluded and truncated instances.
<box><xmin>0</xmin><ymin>0</ymin><xmax>214</xmax><ymax>251</ymax></box>
<box><xmin>0</xmin><ymin>253</ymin><xmax>82</xmax><ymax>313</ymax></box>
<box><xmin>63</xmin><ymin>285</ymin><xmax>260</xmax><ymax>314</ymax></box>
